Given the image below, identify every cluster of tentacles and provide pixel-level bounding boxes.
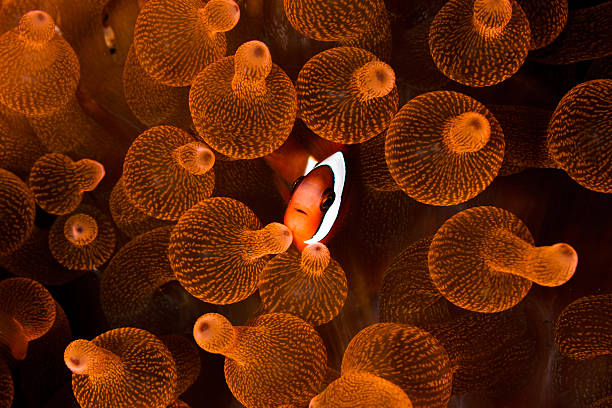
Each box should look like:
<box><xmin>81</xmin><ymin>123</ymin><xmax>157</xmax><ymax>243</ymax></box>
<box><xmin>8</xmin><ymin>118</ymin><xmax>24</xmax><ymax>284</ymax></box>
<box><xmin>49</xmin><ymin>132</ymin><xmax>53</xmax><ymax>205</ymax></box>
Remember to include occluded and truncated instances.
<box><xmin>0</xmin><ymin>0</ymin><xmax>610</xmax><ymax>407</ymax></box>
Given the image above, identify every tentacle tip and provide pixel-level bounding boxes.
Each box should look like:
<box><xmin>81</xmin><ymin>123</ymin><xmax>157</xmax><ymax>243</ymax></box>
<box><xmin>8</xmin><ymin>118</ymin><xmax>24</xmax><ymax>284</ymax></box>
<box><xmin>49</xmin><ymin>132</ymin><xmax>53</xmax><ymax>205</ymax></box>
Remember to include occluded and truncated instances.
<box><xmin>553</xmin><ymin>242</ymin><xmax>578</xmax><ymax>281</ymax></box>
<box><xmin>64</xmin><ymin>344</ymin><xmax>88</xmax><ymax>374</ymax></box>
<box><xmin>19</xmin><ymin>10</ymin><xmax>55</xmax><ymax>43</ymax></box>
<box><xmin>301</xmin><ymin>242</ymin><xmax>331</xmax><ymax>273</ymax></box>
<box><xmin>193</xmin><ymin>313</ymin><xmax>233</xmax><ymax>353</ymax></box>
<box><xmin>271</xmin><ymin>222</ymin><xmax>293</xmax><ymax>253</ymax></box>
<box><xmin>11</xmin><ymin>345</ymin><xmax>28</xmax><ymax>361</ymax></box>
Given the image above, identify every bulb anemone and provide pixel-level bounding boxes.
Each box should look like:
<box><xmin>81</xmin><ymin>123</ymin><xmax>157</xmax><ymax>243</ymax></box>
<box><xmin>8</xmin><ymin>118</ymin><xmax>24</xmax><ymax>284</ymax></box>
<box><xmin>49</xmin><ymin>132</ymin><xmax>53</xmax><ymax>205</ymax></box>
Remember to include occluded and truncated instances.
<box><xmin>169</xmin><ymin>197</ymin><xmax>292</xmax><ymax>304</ymax></box>
<box><xmin>134</xmin><ymin>0</ymin><xmax>240</xmax><ymax>86</ymax></box>
<box><xmin>109</xmin><ymin>177</ymin><xmax>173</xmax><ymax>239</ymax></box>
<box><xmin>429</xmin><ymin>206</ymin><xmax>578</xmax><ymax>313</ymax></box>
<box><xmin>488</xmin><ymin>105</ymin><xmax>557</xmax><ymax>176</ymax></box>
<box><xmin>554</xmin><ymin>294</ymin><xmax>612</xmax><ymax>360</ymax></box>
<box><xmin>28</xmin><ymin>153</ymin><xmax>105</xmax><ymax>215</ymax></box>
<box><xmin>349</xmin><ymin>188</ymin><xmax>415</xmax><ymax>266</ymax></box>
<box><xmin>310</xmin><ymin>372</ymin><xmax>413</xmax><ymax>408</ymax></box>
<box><xmin>283</xmin><ymin>0</ymin><xmax>381</xmax><ymax>41</ymax></box>
<box><xmin>551</xmin><ymin>352</ymin><xmax>612</xmax><ymax>408</ymax></box>
<box><xmin>0</xmin><ymin>358</ymin><xmax>13</xmax><ymax>408</ymax></box>
<box><xmin>428</xmin><ymin>0</ymin><xmax>531</xmax><ymax>86</ymax></box>
<box><xmin>379</xmin><ymin>238</ymin><xmax>451</xmax><ymax>326</ymax></box>
<box><xmin>283</xmin><ymin>0</ymin><xmax>392</xmax><ymax>60</ymax></box>
<box><xmin>516</xmin><ymin>0</ymin><xmax>568</xmax><ymax>50</ymax></box>
<box><xmin>338</xmin><ymin>6</ymin><xmax>392</xmax><ymax>61</ymax></box>
<box><xmin>0</xmin><ymin>116</ymin><xmax>46</xmax><ymax>180</ymax></box>
<box><xmin>0</xmin><ymin>277</ymin><xmax>56</xmax><ymax>361</ymax></box>
<box><xmin>27</xmin><ymin>96</ymin><xmax>103</xmax><ymax>154</ymax></box>
<box><xmin>101</xmin><ymin>226</ymin><xmax>183</xmax><ymax>334</ymax></box>
<box><xmin>123</xmin><ymin>45</ymin><xmax>191</xmax><ymax>128</ymax></box>
<box><xmin>0</xmin><ymin>227</ymin><xmax>85</xmax><ymax>286</ymax></box>
<box><xmin>297</xmin><ymin>47</ymin><xmax>399</xmax><ymax>144</ymax></box>
<box><xmin>358</xmin><ymin>133</ymin><xmax>400</xmax><ymax>192</ymax></box>
<box><xmin>341</xmin><ymin>323</ymin><xmax>453</xmax><ymax>408</ymax></box>
<box><xmin>385</xmin><ymin>91</ymin><xmax>505</xmax><ymax>206</ymax></box>
<box><xmin>391</xmin><ymin>21</ymin><xmax>451</xmax><ymax>92</ymax></box>
<box><xmin>547</xmin><ymin>79</ymin><xmax>612</xmax><ymax>194</ymax></box>
<box><xmin>426</xmin><ymin>309</ymin><xmax>536</xmax><ymax>394</ymax></box>
<box><xmin>0</xmin><ymin>10</ymin><xmax>79</xmax><ymax>116</ymax></box>
<box><xmin>122</xmin><ymin>125</ymin><xmax>215</xmax><ymax>221</ymax></box>
<box><xmin>15</xmin><ymin>299</ymin><xmax>72</xmax><ymax>407</ymax></box>
<box><xmin>531</xmin><ymin>2</ymin><xmax>612</xmax><ymax>64</ymax></box>
<box><xmin>193</xmin><ymin>312</ymin><xmax>327</xmax><ymax>408</ymax></box>
<box><xmin>0</xmin><ymin>168</ymin><xmax>36</xmax><ymax>257</ymax></box>
<box><xmin>0</xmin><ymin>0</ymin><xmax>59</xmax><ymax>35</ymax></box>
<box><xmin>189</xmin><ymin>40</ymin><xmax>297</xmax><ymax>159</ymax></box>
<box><xmin>160</xmin><ymin>334</ymin><xmax>201</xmax><ymax>398</ymax></box>
<box><xmin>259</xmin><ymin>243</ymin><xmax>348</xmax><ymax>325</ymax></box>
<box><xmin>168</xmin><ymin>400</ymin><xmax>191</xmax><ymax>408</ymax></box>
<box><xmin>48</xmin><ymin>205</ymin><xmax>116</xmax><ymax>270</ymax></box>
<box><xmin>64</xmin><ymin>327</ymin><xmax>178</xmax><ymax>408</ymax></box>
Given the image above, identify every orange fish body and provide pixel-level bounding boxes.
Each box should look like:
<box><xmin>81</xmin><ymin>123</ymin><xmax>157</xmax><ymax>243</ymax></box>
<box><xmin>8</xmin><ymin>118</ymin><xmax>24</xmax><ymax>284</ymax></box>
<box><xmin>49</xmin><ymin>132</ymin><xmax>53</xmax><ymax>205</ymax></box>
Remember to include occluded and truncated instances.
<box><xmin>265</xmin><ymin>135</ymin><xmax>349</xmax><ymax>251</ymax></box>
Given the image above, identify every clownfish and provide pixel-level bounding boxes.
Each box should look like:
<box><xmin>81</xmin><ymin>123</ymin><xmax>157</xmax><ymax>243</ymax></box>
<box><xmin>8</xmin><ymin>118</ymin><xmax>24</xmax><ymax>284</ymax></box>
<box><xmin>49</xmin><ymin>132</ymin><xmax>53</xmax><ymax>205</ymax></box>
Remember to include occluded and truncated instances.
<box><xmin>283</xmin><ymin>151</ymin><xmax>347</xmax><ymax>251</ymax></box>
<box><xmin>264</xmin><ymin>131</ymin><xmax>349</xmax><ymax>251</ymax></box>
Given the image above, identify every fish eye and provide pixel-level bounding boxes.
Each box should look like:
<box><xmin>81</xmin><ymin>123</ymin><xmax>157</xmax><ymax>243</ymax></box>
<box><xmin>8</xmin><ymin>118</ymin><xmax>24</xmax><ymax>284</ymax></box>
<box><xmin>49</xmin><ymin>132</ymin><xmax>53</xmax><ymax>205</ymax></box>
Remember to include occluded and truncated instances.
<box><xmin>290</xmin><ymin>176</ymin><xmax>305</xmax><ymax>194</ymax></box>
<box><xmin>320</xmin><ymin>188</ymin><xmax>335</xmax><ymax>212</ymax></box>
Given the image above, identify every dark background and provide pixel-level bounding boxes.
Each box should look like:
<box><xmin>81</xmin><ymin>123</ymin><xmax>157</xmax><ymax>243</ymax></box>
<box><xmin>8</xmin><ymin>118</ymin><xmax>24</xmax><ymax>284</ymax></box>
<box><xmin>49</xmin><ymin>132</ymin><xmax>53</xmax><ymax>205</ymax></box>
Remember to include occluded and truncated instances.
<box><xmin>1</xmin><ymin>0</ymin><xmax>611</xmax><ymax>407</ymax></box>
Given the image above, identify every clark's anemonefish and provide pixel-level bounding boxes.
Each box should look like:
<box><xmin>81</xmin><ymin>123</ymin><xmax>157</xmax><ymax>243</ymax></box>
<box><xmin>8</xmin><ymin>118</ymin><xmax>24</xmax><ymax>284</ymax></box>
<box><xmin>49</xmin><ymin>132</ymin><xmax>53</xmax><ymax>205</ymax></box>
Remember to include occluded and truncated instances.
<box><xmin>284</xmin><ymin>151</ymin><xmax>347</xmax><ymax>251</ymax></box>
